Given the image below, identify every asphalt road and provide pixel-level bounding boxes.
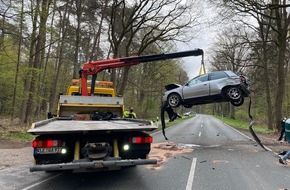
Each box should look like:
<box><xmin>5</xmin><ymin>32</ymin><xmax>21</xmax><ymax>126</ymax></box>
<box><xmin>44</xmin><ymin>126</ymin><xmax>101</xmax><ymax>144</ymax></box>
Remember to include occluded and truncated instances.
<box><xmin>1</xmin><ymin>114</ymin><xmax>290</xmax><ymax>190</ymax></box>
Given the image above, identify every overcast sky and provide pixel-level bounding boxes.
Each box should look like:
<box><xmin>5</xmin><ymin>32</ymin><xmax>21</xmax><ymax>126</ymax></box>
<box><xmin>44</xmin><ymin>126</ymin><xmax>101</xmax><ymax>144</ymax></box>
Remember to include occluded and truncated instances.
<box><xmin>177</xmin><ymin>2</ymin><xmax>217</xmax><ymax>80</ymax></box>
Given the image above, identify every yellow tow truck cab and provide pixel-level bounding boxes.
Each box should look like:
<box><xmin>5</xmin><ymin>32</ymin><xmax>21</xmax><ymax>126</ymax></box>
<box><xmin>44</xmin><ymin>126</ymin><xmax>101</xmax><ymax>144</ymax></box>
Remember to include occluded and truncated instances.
<box><xmin>66</xmin><ymin>79</ymin><xmax>116</xmax><ymax>97</ymax></box>
<box><xmin>57</xmin><ymin>79</ymin><xmax>123</xmax><ymax>119</ymax></box>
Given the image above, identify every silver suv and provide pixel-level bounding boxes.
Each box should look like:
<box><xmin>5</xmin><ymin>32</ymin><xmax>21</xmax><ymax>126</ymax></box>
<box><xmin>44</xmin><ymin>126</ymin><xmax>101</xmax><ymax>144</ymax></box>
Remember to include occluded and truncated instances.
<box><xmin>162</xmin><ymin>70</ymin><xmax>250</xmax><ymax>108</ymax></box>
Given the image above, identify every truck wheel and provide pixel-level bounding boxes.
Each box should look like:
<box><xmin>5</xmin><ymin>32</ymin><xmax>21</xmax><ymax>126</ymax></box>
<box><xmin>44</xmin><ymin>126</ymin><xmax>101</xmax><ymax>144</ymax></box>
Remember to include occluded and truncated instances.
<box><xmin>167</xmin><ymin>93</ymin><xmax>182</xmax><ymax>108</ymax></box>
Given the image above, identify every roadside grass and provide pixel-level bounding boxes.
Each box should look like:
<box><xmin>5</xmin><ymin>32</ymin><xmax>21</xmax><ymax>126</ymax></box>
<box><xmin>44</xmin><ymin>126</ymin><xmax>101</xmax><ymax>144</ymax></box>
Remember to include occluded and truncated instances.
<box><xmin>0</xmin><ymin>114</ymin><xmax>275</xmax><ymax>141</ymax></box>
<box><xmin>0</xmin><ymin>130</ymin><xmax>34</xmax><ymax>141</ymax></box>
<box><xmin>154</xmin><ymin>115</ymin><xmax>195</xmax><ymax>130</ymax></box>
<box><xmin>166</xmin><ymin>115</ymin><xmax>195</xmax><ymax>127</ymax></box>
<box><xmin>215</xmin><ymin>115</ymin><xmax>275</xmax><ymax>134</ymax></box>
<box><xmin>156</xmin><ymin>114</ymin><xmax>275</xmax><ymax>135</ymax></box>
<box><xmin>0</xmin><ymin>118</ymin><xmax>34</xmax><ymax>141</ymax></box>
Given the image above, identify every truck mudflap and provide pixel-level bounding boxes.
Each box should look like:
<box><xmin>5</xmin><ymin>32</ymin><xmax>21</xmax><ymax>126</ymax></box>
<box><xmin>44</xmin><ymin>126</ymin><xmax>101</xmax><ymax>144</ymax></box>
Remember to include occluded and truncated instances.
<box><xmin>30</xmin><ymin>158</ymin><xmax>157</xmax><ymax>172</ymax></box>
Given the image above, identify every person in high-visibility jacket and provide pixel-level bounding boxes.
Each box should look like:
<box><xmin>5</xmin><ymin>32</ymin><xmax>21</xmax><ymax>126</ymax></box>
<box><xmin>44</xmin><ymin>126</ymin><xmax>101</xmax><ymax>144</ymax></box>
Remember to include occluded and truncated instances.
<box><xmin>124</xmin><ymin>107</ymin><xmax>137</xmax><ymax>119</ymax></box>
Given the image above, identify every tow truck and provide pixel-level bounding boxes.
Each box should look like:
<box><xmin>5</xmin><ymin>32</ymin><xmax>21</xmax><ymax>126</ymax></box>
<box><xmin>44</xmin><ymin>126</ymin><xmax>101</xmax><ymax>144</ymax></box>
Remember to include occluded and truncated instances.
<box><xmin>27</xmin><ymin>49</ymin><xmax>204</xmax><ymax>172</ymax></box>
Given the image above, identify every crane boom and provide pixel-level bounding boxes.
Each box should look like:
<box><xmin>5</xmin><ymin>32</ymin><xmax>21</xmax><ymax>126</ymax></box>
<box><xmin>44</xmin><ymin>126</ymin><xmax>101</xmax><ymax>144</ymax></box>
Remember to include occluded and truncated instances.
<box><xmin>79</xmin><ymin>49</ymin><xmax>204</xmax><ymax>96</ymax></box>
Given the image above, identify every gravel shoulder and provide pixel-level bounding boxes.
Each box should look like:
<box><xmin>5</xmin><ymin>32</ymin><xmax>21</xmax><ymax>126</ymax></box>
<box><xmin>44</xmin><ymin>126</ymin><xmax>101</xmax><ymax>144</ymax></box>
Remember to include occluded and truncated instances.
<box><xmin>240</xmin><ymin>130</ymin><xmax>290</xmax><ymax>153</ymax></box>
<box><xmin>0</xmin><ymin>140</ymin><xmax>32</xmax><ymax>169</ymax></box>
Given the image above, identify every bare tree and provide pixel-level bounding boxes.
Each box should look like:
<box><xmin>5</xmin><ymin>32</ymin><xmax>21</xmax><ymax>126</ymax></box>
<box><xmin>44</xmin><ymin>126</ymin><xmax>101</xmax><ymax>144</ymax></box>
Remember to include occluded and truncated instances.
<box><xmin>209</xmin><ymin>26</ymin><xmax>251</xmax><ymax>118</ymax></box>
<box><xmin>108</xmin><ymin>0</ymin><xmax>202</xmax><ymax>95</ymax></box>
<box><xmin>210</xmin><ymin>0</ymin><xmax>290</xmax><ymax>130</ymax></box>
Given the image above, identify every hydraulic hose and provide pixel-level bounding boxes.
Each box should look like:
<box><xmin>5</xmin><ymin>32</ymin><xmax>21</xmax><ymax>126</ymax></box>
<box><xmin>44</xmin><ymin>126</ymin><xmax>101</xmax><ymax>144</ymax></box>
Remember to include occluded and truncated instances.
<box><xmin>160</xmin><ymin>101</ymin><xmax>169</xmax><ymax>140</ymax></box>
<box><xmin>248</xmin><ymin>96</ymin><xmax>267</xmax><ymax>151</ymax></box>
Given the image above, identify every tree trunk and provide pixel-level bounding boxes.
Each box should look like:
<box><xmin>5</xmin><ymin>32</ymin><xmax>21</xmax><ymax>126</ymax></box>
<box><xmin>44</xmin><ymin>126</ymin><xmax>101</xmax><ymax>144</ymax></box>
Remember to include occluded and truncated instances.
<box><xmin>25</xmin><ymin>0</ymin><xmax>51</xmax><ymax>123</ymax></box>
<box><xmin>117</xmin><ymin>66</ymin><xmax>131</xmax><ymax>96</ymax></box>
<box><xmin>73</xmin><ymin>0</ymin><xmax>82</xmax><ymax>79</ymax></box>
<box><xmin>21</xmin><ymin>1</ymin><xmax>39</xmax><ymax>123</ymax></box>
<box><xmin>263</xmin><ymin>61</ymin><xmax>274</xmax><ymax>130</ymax></box>
<box><xmin>50</xmin><ymin>1</ymin><xmax>70</xmax><ymax>110</ymax></box>
<box><xmin>274</xmin><ymin>38</ymin><xmax>287</xmax><ymax>131</ymax></box>
<box><xmin>12</xmin><ymin>0</ymin><xmax>24</xmax><ymax>122</ymax></box>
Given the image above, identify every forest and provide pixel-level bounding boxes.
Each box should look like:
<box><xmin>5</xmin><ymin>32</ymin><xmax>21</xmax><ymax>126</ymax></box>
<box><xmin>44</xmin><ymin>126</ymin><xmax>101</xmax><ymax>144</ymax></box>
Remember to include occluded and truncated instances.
<box><xmin>0</xmin><ymin>0</ymin><xmax>289</xmax><ymax>132</ymax></box>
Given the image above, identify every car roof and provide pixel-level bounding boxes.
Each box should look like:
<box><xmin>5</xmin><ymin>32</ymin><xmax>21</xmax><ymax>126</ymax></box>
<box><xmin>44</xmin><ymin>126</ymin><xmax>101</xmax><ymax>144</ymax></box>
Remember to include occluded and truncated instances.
<box><xmin>207</xmin><ymin>70</ymin><xmax>238</xmax><ymax>76</ymax></box>
<box><xmin>223</xmin><ymin>70</ymin><xmax>238</xmax><ymax>77</ymax></box>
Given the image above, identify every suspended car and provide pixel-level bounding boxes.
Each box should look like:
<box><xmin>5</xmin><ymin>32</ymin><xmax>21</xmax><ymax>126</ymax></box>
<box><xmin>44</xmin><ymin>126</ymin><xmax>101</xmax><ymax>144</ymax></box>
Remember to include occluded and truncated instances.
<box><xmin>162</xmin><ymin>70</ymin><xmax>250</xmax><ymax>108</ymax></box>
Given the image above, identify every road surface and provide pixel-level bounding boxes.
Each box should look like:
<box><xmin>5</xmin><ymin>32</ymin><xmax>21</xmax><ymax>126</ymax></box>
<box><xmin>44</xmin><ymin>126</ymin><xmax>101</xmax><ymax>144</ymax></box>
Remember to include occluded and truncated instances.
<box><xmin>1</xmin><ymin>114</ymin><xmax>289</xmax><ymax>190</ymax></box>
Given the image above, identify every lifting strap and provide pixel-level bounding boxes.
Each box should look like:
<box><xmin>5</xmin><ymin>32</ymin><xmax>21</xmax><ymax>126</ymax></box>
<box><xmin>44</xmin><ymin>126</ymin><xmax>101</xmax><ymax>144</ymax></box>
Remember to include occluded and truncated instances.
<box><xmin>198</xmin><ymin>54</ymin><xmax>206</xmax><ymax>75</ymax></box>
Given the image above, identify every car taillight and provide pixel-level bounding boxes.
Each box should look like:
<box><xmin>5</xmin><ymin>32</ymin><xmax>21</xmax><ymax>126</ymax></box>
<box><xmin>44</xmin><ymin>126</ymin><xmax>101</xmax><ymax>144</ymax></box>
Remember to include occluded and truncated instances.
<box><xmin>240</xmin><ymin>75</ymin><xmax>247</xmax><ymax>83</ymax></box>
<box><xmin>129</xmin><ymin>136</ymin><xmax>153</xmax><ymax>144</ymax></box>
<box><xmin>32</xmin><ymin>140</ymin><xmax>64</xmax><ymax>148</ymax></box>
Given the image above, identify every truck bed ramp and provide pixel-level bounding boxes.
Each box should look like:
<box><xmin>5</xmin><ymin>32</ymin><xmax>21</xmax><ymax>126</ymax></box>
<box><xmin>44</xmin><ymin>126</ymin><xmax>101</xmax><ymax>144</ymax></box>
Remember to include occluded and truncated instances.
<box><xmin>28</xmin><ymin>118</ymin><xmax>157</xmax><ymax>135</ymax></box>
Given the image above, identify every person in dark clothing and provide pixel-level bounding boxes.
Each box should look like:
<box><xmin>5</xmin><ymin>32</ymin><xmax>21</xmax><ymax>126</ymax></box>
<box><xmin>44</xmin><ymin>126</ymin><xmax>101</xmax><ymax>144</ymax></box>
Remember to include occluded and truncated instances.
<box><xmin>279</xmin><ymin>118</ymin><xmax>290</xmax><ymax>164</ymax></box>
<box><xmin>278</xmin><ymin>116</ymin><xmax>287</xmax><ymax>141</ymax></box>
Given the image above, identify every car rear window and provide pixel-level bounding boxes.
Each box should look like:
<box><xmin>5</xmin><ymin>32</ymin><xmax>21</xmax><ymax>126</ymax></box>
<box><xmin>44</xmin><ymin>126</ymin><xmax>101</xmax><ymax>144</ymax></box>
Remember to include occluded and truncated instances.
<box><xmin>209</xmin><ymin>71</ymin><xmax>228</xmax><ymax>80</ymax></box>
<box><xmin>225</xmin><ymin>71</ymin><xmax>238</xmax><ymax>77</ymax></box>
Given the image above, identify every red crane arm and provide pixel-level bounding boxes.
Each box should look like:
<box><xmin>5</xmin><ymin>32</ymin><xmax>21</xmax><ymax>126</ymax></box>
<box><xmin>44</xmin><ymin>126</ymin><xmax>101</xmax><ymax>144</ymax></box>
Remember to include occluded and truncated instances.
<box><xmin>79</xmin><ymin>49</ymin><xmax>204</xmax><ymax>96</ymax></box>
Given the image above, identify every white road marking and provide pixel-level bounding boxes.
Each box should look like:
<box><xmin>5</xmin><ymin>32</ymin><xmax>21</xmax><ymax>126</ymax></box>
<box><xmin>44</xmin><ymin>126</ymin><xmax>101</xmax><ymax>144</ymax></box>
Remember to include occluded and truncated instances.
<box><xmin>185</xmin><ymin>158</ymin><xmax>197</xmax><ymax>190</ymax></box>
<box><xmin>21</xmin><ymin>173</ymin><xmax>63</xmax><ymax>190</ymax></box>
<box><xmin>200</xmin><ymin>124</ymin><xmax>203</xmax><ymax>128</ymax></box>
<box><xmin>198</xmin><ymin>132</ymin><xmax>201</xmax><ymax>137</ymax></box>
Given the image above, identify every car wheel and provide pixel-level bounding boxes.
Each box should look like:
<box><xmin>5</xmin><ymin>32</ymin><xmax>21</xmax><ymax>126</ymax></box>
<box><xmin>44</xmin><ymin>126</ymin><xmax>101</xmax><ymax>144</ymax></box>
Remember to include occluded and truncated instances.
<box><xmin>226</xmin><ymin>86</ymin><xmax>242</xmax><ymax>101</ymax></box>
<box><xmin>230</xmin><ymin>97</ymin><xmax>244</xmax><ymax>106</ymax></box>
<box><xmin>167</xmin><ymin>93</ymin><xmax>182</xmax><ymax>108</ymax></box>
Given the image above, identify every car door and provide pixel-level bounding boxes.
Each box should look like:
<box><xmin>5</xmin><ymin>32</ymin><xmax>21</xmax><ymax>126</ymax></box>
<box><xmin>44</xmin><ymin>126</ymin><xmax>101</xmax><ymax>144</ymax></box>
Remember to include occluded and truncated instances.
<box><xmin>182</xmin><ymin>73</ymin><xmax>209</xmax><ymax>100</ymax></box>
<box><xmin>208</xmin><ymin>71</ymin><xmax>230</xmax><ymax>95</ymax></box>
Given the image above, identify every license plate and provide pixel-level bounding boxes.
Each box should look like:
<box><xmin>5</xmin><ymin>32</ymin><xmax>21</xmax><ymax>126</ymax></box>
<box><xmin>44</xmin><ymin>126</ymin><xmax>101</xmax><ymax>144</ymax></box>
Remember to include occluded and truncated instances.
<box><xmin>35</xmin><ymin>147</ymin><xmax>63</xmax><ymax>154</ymax></box>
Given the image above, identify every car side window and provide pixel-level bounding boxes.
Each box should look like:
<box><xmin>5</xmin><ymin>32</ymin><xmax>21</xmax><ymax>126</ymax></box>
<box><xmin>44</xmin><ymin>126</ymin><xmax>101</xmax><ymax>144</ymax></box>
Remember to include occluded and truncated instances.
<box><xmin>209</xmin><ymin>71</ymin><xmax>228</xmax><ymax>80</ymax></box>
<box><xmin>186</xmin><ymin>74</ymin><xmax>209</xmax><ymax>87</ymax></box>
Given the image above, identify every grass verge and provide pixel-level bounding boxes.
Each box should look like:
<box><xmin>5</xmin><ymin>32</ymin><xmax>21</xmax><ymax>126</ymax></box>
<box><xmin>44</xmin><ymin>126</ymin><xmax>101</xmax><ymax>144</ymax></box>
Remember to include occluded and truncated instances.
<box><xmin>153</xmin><ymin>115</ymin><xmax>195</xmax><ymax>131</ymax></box>
<box><xmin>0</xmin><ymin>118</ymin><xmax>34</xmax><ymax>141</ymax></box>
<box><xmin>0</xmin><ymin>130</ymin><xmax>34</xmax><ymax>141</ymax></box>
<box><xmin>215</xmin><ymin>115</ymin><xmax>275</xmax><ymax>134</ymax></box>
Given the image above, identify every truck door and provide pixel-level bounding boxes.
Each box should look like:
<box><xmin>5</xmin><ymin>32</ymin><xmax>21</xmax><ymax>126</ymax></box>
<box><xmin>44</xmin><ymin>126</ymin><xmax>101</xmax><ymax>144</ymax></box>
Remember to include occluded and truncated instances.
<box><xmin>182</xmin><ymin>73</ymin><xmax>209</xmax><ymax>99</ymax></box>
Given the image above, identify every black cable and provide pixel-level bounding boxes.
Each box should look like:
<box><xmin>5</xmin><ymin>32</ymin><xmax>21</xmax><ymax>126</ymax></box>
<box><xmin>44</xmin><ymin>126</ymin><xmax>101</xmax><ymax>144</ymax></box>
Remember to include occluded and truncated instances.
<box><xmin>160</xmin><ymin>101</ymin><xmax>168</xmax><ymax>140</ymax></box>
<box><xmin>248</xmin><ymin>96</ymin><xmax>268</xmax><ymax>151</ymax></box>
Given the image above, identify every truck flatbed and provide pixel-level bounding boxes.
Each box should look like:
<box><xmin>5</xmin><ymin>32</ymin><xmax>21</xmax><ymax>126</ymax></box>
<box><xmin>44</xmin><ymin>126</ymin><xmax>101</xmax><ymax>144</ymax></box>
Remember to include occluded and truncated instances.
<box><xmin>28</xmin><ymin>118</ymin><xmax>157</xmax><ymax>135</ymax></box>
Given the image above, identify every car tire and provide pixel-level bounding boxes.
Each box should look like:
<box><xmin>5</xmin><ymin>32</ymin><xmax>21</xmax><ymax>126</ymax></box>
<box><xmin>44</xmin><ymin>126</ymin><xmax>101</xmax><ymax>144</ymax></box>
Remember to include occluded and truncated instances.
<box><xmin>230</xmin><ymin>97</ymin><xmax>244</xmax><ymax>106</ymax></box>
<box><xmin>167</xmin><ymin>93</ymin><xmax>182</xmax><ymax>108</ymax></box>
<box><xmin>225</xmin><ymin>86</ymin><xmax>242</xmax><ymax>101</ymax></box>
